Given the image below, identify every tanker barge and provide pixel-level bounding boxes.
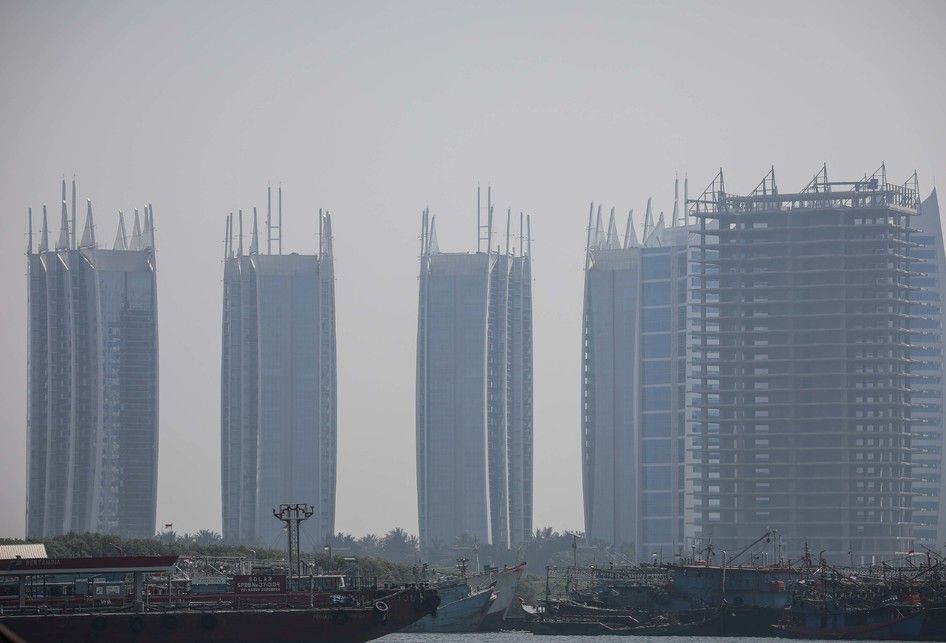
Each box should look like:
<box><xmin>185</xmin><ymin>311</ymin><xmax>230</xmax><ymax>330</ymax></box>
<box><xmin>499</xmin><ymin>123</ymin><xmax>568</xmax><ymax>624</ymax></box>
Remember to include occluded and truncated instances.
<box><xmin>0</xmin><ymin>555</ymin><xmax>439</xmax><ymax>643</ymax></box>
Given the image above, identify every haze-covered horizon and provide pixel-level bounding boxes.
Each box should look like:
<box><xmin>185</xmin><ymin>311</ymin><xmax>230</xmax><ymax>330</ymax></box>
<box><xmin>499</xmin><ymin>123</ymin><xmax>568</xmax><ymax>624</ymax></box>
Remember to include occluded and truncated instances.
<box><xmin>1</xmin><ymin>0</ymin><xmax>944</xmax><ymax>544</ymax></box>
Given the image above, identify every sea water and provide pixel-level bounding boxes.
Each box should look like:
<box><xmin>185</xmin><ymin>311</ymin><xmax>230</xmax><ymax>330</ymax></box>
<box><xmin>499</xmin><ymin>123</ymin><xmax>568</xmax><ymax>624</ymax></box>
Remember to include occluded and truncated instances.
<box><xmin>378</xmin><ymin>635</ymin><xmax>857</xmax><ymax>643</ymax></box>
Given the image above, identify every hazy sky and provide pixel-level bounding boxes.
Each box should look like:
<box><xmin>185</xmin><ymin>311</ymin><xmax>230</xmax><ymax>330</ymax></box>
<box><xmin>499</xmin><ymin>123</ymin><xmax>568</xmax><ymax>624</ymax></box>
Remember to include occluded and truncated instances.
<box><xmin>1</xmin><ymin>0</ymin><xmax>944</xmax><ymax>541</ymax></box>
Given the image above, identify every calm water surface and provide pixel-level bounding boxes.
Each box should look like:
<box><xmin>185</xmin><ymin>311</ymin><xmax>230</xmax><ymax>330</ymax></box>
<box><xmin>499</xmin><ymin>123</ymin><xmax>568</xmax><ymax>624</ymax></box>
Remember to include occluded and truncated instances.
<box><xmin>378</xmin><ymin>636</ymin><xmax>869</xmax><ymax>643</ymax></box>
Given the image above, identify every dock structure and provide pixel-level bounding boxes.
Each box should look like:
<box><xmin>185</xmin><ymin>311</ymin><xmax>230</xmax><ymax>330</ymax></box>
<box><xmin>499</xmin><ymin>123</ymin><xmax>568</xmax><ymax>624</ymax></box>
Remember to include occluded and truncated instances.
<box><xmin>26</xmin><ymin>180</ymin><xmax>159</xmax><ymax>538</ymax></box>
<box><xmin>581</xmin><ymin>180</ymin><xmax>692</xmax><ymax>555</ymax></box>
<box><xmin>220</xmin><ymin>188</ymin><xmax>337</xmax><ymax>546</ymax></box>
<box><xmin>416</xmin><ymin>187</ymin><xmax>533</xmax><ymax>549</ymax></box>
<box><xmin>686</xmin><ymin>165</ymin><xmax>919</xmax><ymax>563</ymax></box>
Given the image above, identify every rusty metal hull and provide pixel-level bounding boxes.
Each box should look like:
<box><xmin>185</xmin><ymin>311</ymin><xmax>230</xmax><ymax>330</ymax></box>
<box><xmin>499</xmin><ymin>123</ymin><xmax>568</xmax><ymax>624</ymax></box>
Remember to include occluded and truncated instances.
<box><xmin>0</xmin><ymin>589</ymin><xmax>434</xmax><ymax>643</ymax></box>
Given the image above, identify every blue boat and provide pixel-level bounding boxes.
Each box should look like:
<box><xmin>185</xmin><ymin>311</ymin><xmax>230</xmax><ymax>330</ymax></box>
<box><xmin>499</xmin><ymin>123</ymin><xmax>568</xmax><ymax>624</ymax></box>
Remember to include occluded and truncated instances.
<box><xmin>399</xmin><ymin>584</ymin><xmax>494</xmax><ymax>633</ymax></box>
<box><xmin>773</xmin><ymin>601</ymin><xmax>927</xmax><ymax>640</ymax></box>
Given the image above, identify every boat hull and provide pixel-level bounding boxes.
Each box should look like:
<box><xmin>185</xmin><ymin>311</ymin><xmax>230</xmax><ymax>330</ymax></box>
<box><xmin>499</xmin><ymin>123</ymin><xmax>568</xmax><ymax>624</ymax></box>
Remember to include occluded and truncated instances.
<box><xmin>400</xmin><ymin>585</ymin><xmax>493</xmax><ymax>633</ymax></box>
<box><xmin>0</xmin><ymin>589</ymin><xmax>435</xmax><ymax>643</ymax></box>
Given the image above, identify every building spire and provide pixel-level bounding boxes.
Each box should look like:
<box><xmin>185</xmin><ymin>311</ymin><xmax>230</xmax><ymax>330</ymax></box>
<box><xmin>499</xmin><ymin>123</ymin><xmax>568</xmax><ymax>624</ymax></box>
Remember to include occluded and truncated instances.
<box><xmin>224</xmin><ymin>214</ymin><xmax>232</xmax><ymax>259</ymax></box>
<box><xmin>642</xmin><ymin>197</ymin><xmax>654</xmax><ymax>240</ymax></box>
<box><xmin>505</xmin><ymin>208</ymin><xmax>512</xmax><ymax>255</ymax></box>
<box><xmin>143</xmin><ymin>204</ymin><xmax>155</xmax><ymax>249</ymax></box>
<box><xmin>238</xmin><ymin>209</ymin><xmax>244</xmax><ymax>257</ymax></box>
<box><xmin>594</xmin><ymin>204</ymin><xmax>603</xmax><ymax>249</ymax></box>
<box><xmin>266</xmin><ymin>186</ymin><xmax>272</xmax><ymax>255</ymax></box>
<box><xmin>79</xmin><ymin>199</ymin><xmax>96</xmax><ymax>248</ymax></box>
<box><xmin>429</xmin><ymin>215</ymin><xmax>439</xmax><ymax>254</ymax></box>
<box><xmin>320</xmin><ymin>210</ymin><xmax>334</xmax><ymax>259</ymax></box>
<box><xmin>606</xmin><ymin>207</ymin><xmax>621</xmax><ymax>249</ymax></box>
<box><xmin>584</xmin><ymin>202</ymin><xmax>594</xmax><ymax>269</ymax></box>
<box><xmin>39</xmin><ymin>205</ymin><xmax>49</xmax><ymax>252</ymax></box>
<box><xmin>250</xmin><ymin>207</ymin><xmax>259</xmax><ymax>254</ymax></box>
<box><xmin>113</xmin><ymin>211</ymin><xmax>128</xmax><ymax>250</ymax></box>
<box><xmin>624</xmin><ymin>209</ymin><xmax>638</xmax><ymax>248</ymax></box>
<box><xmin>131</xmin><ymin>209</ymin><xmax>143</xmax><ymax>250</ymax></box>
<box><xmin>71</xmin><ymin>177</ymin><xmax>77</xmax><ymax>248</ymax></box>
<box><xmin>27</xmin><ymin>207</ymin><xmax>33</xmax><ymax>255</ymax></box>
<box><xmin>56</xmin><ymin>200</ymin><xmax>70</xmax><ymax>250</ymax></box>
<box><xmin>671</xmin><ymin>176</ymin><xmax>680</xmax><ymax>227</ymax></box>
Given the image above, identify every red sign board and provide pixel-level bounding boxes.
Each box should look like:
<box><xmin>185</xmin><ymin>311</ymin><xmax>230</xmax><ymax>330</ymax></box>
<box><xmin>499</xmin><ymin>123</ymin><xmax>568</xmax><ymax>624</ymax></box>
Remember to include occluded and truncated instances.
<box><xmin>233</xmin><ymin>574</ymin><xmax>287</xmax><ymax>594</ymax></box>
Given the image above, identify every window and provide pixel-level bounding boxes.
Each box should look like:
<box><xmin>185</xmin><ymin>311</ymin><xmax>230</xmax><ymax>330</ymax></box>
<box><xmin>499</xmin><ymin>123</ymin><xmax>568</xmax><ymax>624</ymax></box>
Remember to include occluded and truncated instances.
<box><xmin>643</xmin><ymin>282</ymin><xmax>671</xmax><ymax>306</ymax></box>
<box><xmin>643</xmin><ymin>386</ymin><xmax>672</xmax><ymax>411</ymax></box>
<box><xmin>643</xmin><ymin>467</ymin><xmax>672</xmax><ymax>490</ymax></box>
<box><xmin>643</xmin><ymin>334</ymin><xmax>671</xmax><ymax>358</ymax></box>
<box><xmin>643</xmin><ymin>439</ymin><xmax>671</xmax><ymax>463</ymax></box>
<box><xmin>643</xmin><ymin>413</ymin><xmax>671</xmax><ymax>437</ymax></box>
<box><xmin>643</xmin><ymin>493</ymin><xmax>672</xmax><ymax>514</ymax></box>
<box><xmin>643</xmin><ymin>307</ymin><xmax>671</xmax><ymax>332</ymax></box>
<box><xmin>642</xmin><ymin>360</ymin><xmax>672</xmax><ymax>385</ymax></box>
<box><xmin>643</xmin><ymin>518</ymin><xmax>673</xmax><ymax>543</ymax></box>
<box><xmin>643</xmin><ymin>252</ymin><xmax>671</xmax><ymax>280</ymax></box>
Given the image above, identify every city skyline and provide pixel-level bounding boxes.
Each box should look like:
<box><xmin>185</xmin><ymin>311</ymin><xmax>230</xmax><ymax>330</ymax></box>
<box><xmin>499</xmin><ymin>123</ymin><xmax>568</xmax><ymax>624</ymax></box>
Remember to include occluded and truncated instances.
<box><xmin>1</xmin><ymin>1</ymin><xmax>944</xmax><ymax>541</ymax></box>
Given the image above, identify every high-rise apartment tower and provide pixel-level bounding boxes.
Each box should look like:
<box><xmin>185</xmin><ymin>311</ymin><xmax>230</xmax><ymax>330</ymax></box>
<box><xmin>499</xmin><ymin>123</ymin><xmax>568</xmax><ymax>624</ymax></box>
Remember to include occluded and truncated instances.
<box><xmin>220</xmin><ymin>188</ymin><xmax>337</xmax><ymax>546</ymax></box>
<box><xmin>687</xmin><ymin>166</ymin><xmax>918</xmax><ymax>562</ymax></box>
<box><xmin>27</xmin><ymin>180</ymin><xmax>159</xmax><ymax>538</ymax></box>
<box><xmin>416</xmin><ymin>189</ymin><xmax>533</xmax><ymax>548</ymax></box>
<box><xmin>581</xmin><ymin>182</ymin><xmax>691</xmax><ymax>556</ymax></box>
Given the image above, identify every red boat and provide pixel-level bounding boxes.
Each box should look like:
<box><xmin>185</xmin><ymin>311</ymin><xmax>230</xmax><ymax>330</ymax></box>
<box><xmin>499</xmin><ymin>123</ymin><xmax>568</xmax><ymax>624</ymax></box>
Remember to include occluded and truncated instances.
<box><xmin>0</xmin><ymin>555</ymin><xmax>439</xmax><ymax>643</ymax></box>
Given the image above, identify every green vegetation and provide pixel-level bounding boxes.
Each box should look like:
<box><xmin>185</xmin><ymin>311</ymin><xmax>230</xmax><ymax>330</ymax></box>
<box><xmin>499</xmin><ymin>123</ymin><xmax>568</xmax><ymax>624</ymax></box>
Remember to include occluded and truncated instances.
<box><xmin>2</xmin><ymin>526</ymin><xmax>637</xmax><ymax>592</ymax></box>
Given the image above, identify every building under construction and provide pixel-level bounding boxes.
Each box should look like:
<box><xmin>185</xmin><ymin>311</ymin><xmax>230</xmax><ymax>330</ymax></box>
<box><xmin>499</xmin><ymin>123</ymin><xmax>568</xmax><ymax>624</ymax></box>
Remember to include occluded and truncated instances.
<box><xmin>686</xmin><ymin>165</ymin><xmax>919</xmax><ymax>563</ymax></box>
<box><xmin>416</xmin><ymin>188</ymin><xmax>533</xmax><ymax>548</ymax></box>
<box><xmin>26</xmin><ymin>180</ymin><xmax>159</xmax><ymax>538</ymax></box>
<box><xmin>581</xmin><ymin>180</ymin><xmax>692</xmax><ymax>555</ymax></box>
<box><xmin>220</xmin><ymin>188</ymin><xmax>337</xmax><ymax>546</ymax></box>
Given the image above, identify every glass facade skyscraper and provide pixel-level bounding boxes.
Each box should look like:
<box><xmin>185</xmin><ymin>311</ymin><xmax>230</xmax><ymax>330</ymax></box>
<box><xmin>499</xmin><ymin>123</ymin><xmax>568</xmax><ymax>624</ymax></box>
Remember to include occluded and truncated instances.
<box><xmin>220</xmin><ymin>194</ymin><xmax>337</xmax><ymax>546</ymax></box>
<box><xmin>581</xmin><ymin>195</ymin><xmax>690</xmax><ymax>556</ymax></box>
<box><xmin>416</xmin><ymin>202</ymin><xmax>533</xmax><ymax>548</ymax></box>
<box><xmin>27</xmin><ymin>181</ymin><xmax>159</xmax><ymax>538</ymax></box>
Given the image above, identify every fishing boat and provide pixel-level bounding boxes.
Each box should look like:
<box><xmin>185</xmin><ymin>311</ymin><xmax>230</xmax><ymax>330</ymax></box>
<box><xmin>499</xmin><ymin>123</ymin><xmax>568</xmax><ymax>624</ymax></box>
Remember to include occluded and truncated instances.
<box><xmin>399</xmin><ymin>583</ymin><xmax>494</xmax><ymax>633</ymax></box>
<box><xmin>467</xmin><ymin>562</ymin><xmax>526</xmax><ymax>630</ymax></box>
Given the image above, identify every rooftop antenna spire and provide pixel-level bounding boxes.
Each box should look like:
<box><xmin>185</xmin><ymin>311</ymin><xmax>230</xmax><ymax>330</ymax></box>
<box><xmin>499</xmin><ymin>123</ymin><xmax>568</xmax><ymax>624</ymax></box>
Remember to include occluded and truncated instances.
<box><xmin>27</xmin><ymin>207</ymin><xmax>33</xmax><ymax>255</ymax></box>
<box><xmin>238</xmin><ymin>209</ymin><xmax>244</xmax><ymax>257</ymax></box>
<box><xmin>250</xmin><ymin>207</ymin><xmax>259</xmax><ymax>254</ymax></box>
<box><xmin>113</xmin><ymin>211</ymin><xmax>128</xmax><ymax>250</ymax></box>
<box><xmin>643</xmin><ymin>197</ymin><xmax>654</xmax><ymax>240</ymax></box>
<box><xmin>476</xmin><ymin>185</ymin><xmax>481</xmax><ymax>252</ymax></box>
<box><xmin>624</xmin><ymin>209</ymin><xmax>638</xmax><ymax>248</ymax></box>
<box><xmin>684</xmin><ymin>176</ymin><xmax>689</xmax><ymax>226</ymax></box>
<box><xmin>672</xmin><ymin>175</ymin><xmax>680</xmax><ymax>227</ymax></box>
<box><xmin>79</xmin><ymin>199</ymin><xmax>96</xmax><ymax>248</ymax></box>
<box><xmin>39</xmin><ymin>205</ymin><xmax>49</xmax><ymax>253</ymax></box>
<box><xmin>267</xmin><ymin>186</ymin><xmax>272</xmax><ymax>255</ymax></box>
<box><xmin>131</xmin><ymin>208</ymin><xmax>143</xmax><ymax>250</ymax></box>
<box><xmin>143</xmin><ymin>203</ymin><xmax>155</xmax><ymax>249</ymax></box>
<box><xmin>526</xmin><ymin>214</ymin><xmax>532</xmax><ymax>258</ymax></box>
<box><xmin>71</xmin><ymin>177</ymin><xmax>76</xmax><ymax>249</ymax></box>
<box><xmin>505</xmin><ymin>208</ymin><xmax>511</xmax><ymax>255</ymax></box>
<box><xmin>519</xmin><ymin>211</ymin><xmax>524</xmax><ymax>257</ymax></box>
<box><xmin>584</xmin><ymin>202</ymin><xmax>594</xmax><ymax>269</ymax></box>
<box><xmin>224</xmin><ymin>213</ymin><xmax>231</xmax><ymax>259</ymax></box>
<box><xmin>486</xmin><ymin>186</ymin><xmax>493</xmax><ymax>258</ymax></box>
<box><xmin>278</xmin><ymin>185</ymin><xmax>283</xmax><ymax>255</ymax></box>
<box><xmin>56</xmin><ymin>200</ymin><xmax>70</xmax><ymax>250</ymax></box>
